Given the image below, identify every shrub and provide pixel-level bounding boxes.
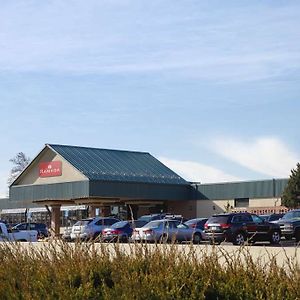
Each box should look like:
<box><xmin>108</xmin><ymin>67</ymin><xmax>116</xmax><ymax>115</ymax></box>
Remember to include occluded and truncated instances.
<box><xmin>0</xmin><ymin>241</ymin><xmax>298</xmax><ymax>300</ymax></box>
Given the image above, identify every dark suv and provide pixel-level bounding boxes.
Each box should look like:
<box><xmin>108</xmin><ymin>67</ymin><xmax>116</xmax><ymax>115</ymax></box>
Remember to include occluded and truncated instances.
<box><xmin>204</xmin><ymin>213</ymin><xmax>281</xmax><ymax>245</ymax></box>
<box><xmin>13</xmin><ymin>222</ymin><xmax>49</xmax><ymax>239</ymax></box>
<box><xmin>277</xmin><ymin>209</ymin><xmax>300</xmax><ymax>242</ymax></box>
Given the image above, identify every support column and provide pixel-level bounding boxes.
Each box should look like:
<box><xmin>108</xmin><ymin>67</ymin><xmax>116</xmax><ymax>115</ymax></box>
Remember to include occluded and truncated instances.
<box><xmin>100</xmin><ymin>206</ymin><xmax>111</xmax><ymax>217</ymax></box>
<box><xmin>127</xmin><ymin>204</ymin><xmax>138</xmax><ymax>220</ymax></box>
<box><xmin>50</xmin><ymin>205</ymin><xmax>61</xmax><ymax>237</ymax></box>
<box><xmin>88</xmin><ymin>206</ymin><xmax>96</xmax><ymax>218</ymax></box>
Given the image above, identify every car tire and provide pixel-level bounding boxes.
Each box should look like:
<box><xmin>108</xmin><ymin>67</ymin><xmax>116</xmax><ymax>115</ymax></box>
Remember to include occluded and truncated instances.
<box><xmin>295</xmin><ymin>230</ymin><xmax>300</xmax><ymax>243</ymax></box>
<box><xmin>270</xmin><ymin>230</ymin><xmax>281</xmax><ymax>244</ymax></box>
<box><xmin>233</xmin><ymin>232</ymin><xmax>245</xmax><ymax>246</ymax></box>
<box><xmin>192</xmin><ymin>233</ymin><xmax>202</xmax><ymax>244</ymax></box>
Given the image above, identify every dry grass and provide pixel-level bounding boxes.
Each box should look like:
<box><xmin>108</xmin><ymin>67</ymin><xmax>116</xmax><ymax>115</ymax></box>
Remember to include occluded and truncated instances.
<box><xmin>0</xmin><ymin>241</ymin><xmax>298</xmax><ymax>300</ymax></box>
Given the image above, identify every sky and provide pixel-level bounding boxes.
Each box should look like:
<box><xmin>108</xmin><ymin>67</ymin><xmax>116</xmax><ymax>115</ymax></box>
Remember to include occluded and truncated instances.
<box><xmin>0</xmin><ymin>0</ymin><xmax>300</xmax><ymax>197</ymax></box>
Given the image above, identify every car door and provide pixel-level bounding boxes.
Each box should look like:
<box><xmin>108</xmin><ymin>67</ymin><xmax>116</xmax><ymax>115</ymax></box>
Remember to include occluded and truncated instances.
<box><xmin>250</xmin><ymin>214</ymin><xmax>270</xmax><ymax>241</ymax></box>
<box><xmin>175</xmin><ymin>223</ymin><xmax>192</xmax><ymax>241</ymax></box>
<box><xmin>164</xmin><ymin>221</ymin><xmax>178</xmax><ymax>241</ymax></box>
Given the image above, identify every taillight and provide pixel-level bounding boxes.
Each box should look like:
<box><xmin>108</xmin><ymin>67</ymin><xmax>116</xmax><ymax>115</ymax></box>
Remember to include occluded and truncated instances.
<box><xmin>143</xmin><ymin>229</ymin><xmax>153</xmax><ymax>234</ymax></box>
<box><xmin>204</xmin><ymin>223</ymin><xmax>208</xmax><ymax>229</ymax></box>
<box><xmin>111</xmin><ymin>230</ymin><xmax>121</xmax><ymax>234</ymax></box>
<box><xmin>220</xmin><ymin>223</ymin><xmax>231</xmax><ymax>229</ymax></box>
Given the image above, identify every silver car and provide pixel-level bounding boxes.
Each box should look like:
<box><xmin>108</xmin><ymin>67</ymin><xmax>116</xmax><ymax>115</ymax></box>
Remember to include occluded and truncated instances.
<box><xmin>131</xmin><ymin>219</ymin><xmax>205</xmax><ymax>243</ymax></box>
<box><xmin>70</xmin><ymin>217</ymin><xmax>119</xmax><ymax>240</ymax></box>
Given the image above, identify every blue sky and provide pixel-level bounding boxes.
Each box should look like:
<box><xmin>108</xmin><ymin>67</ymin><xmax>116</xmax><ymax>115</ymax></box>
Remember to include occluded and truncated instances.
<box><xmin>1</xmin><ymin>0</ymin><xmax>300</xmax><ymax>197</ymax></box>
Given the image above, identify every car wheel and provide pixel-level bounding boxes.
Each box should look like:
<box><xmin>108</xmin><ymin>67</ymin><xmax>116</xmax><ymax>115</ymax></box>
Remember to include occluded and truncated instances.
<box><xmin>233</xmin><ymin>232</ymin><xmax>245</xmax><ymax>245</ymax></box>
<box><xmin>192</xmin><ymin>233</ymin><xmax>202</xmax><ymax>244</ymax></box>
<box><xmin>270</xmin><ymin>231</ymin><xmax>281</xmax><ymax>244</ymax></box>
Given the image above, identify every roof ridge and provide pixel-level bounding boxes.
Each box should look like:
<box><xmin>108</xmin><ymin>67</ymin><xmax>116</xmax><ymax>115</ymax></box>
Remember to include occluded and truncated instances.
<box><xmin>47</xmin><ymin>143</ymin><xmax>149</xmax><ymax>155</ymax></box>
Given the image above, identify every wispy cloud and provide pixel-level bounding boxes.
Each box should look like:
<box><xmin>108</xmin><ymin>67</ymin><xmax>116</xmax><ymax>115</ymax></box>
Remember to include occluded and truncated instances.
<box><xmin>159</xmin><ymin>157</ymin><xmax>241</xmax><ymax>183</ymax></box>
<box><xmin>209</xmin><ymin>137</ymin><xmax>299</xmax><ymax>177</ymax></box>
<box><xmin>0</xmin><ymin>1</ymin><xmax>299</xmax><ymax>82</ymax></box>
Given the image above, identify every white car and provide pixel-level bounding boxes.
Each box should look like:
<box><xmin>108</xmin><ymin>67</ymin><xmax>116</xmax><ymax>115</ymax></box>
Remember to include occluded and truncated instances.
<box><xmin>0</xmin><ymin>222</ymin><xmax>38</xmax><ymax>242</ymax></box>
<box><xmin>131</xmin><ymin>219</ymin><xmax>205</xmax><ymax>243</ymax></box>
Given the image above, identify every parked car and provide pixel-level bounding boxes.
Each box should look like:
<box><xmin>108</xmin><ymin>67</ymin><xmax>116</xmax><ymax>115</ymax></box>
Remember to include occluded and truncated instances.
<box><xmin>62</xmin><ymin>227</ymin><xmax>72</xmax><ymax>241</ymax></box>
<box><xmin>131</xmin><ymin>219</ymin><xmax>204</xmax><ymax>243</ymax></box>
<box><xmin>70</xmin><ymin>217</ymin><xmax>119</xmax><ymax>241</ymax></box>
<box><xmin>0</xmin><ymin>222</ymin><xmax>38</xmax><ymax>242</ymax></box>
<box><xmin>277</xmin><ymin>209</ymin><xmax>300</xmax><ymax>242</ymax></box>
<box><xmin>204</xmin><ymin>212</ymin><xmax>281</xmax><ymax>245</ymax></box>
<box><xmin>102</xmin><ymin>220</ymin><xmax>151</xmax><ymax>242</ymax></box>
<box><xmin>259</xmin><ymin>213</ymin><xmax>284</xmax><ymax>223</ymax></box>
<box><xmin>12</xmin><ymin>222</ymin><xmax>49</xmax><ymax>239</ymax></box>
<box><xmin>185</xmin><ymin>218</ymin><xmax>209</xmax><ymax>230</ymax></box>
<box><xmin>102</xmin><ymin>221</ymin><xmax>134</xmax><ymax>242</ymax></box>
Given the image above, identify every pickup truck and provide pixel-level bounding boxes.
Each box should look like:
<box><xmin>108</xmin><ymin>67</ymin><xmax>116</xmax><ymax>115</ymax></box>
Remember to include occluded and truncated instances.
<box><xmin>0</xmin><ymin>222</ymin><xmax>38</xmax><ymax>242</ymax></box>
<box><xmin>277</xmin><ymin>209</ymin><xmax>300</xmax><ymax>242</ymax></box>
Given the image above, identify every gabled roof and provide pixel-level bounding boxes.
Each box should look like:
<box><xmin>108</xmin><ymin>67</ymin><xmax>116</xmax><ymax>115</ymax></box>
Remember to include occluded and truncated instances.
<box><xmin>48</xmin><ymin>144</ymin><xmax>188</xmax><ymax>185</ymax></box>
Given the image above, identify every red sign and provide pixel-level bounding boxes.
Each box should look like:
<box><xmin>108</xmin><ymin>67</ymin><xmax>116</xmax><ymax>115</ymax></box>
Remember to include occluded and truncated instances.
<box><xmin>39</xmin><ymin>161</ymin><xmax>62</xmax><ymax>177</ymax></box>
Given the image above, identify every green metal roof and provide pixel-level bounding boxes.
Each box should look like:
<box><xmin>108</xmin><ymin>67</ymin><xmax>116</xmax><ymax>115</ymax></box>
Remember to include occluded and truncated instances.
<box><xmin>193</xmin><ymin>178</ymin><xmax>289</xmax><ymax>200</ymax></box>
<box><xmin>48</xmin><ymin>144</ymin><xmax>188</xmax><ymax>185</ymax></box>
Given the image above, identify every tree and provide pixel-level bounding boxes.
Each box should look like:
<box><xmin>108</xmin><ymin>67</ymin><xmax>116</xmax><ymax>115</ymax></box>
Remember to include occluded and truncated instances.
<box><xmin>281</xmin><ymin>163</ymin><xmax>300</xmax><ymax>208</ymax></box>
<box><xmin>7</xmin><ymin>152</ymin><xmax>31</xmax><ymax>186</ymax></box>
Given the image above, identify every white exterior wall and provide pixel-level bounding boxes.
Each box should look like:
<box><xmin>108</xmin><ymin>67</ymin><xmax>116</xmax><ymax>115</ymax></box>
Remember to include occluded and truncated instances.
<box><xmin>196</xmin><ymin>197</ymin><xmax>282</xmax><ymax>218</ymax></box>
<box><xmin>15</xmin><ymin>148</ymin><xmax>87</xmax><ymax>186</ymax></box>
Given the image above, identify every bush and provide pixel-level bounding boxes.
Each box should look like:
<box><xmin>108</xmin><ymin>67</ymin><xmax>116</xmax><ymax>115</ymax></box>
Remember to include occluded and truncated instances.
<box><xmin>0</xmin><ymin>241</ymin><xmax>298</xmax><ymax>300</ymax></box>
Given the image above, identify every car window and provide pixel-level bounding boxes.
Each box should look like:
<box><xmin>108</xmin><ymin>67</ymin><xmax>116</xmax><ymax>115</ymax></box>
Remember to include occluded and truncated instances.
<box><xmin>232</xmin><ymin>216</ymin><xmax>242</xmax><ymax>223</ymax></box>
<box><xmin>251</xmin><ymin>215</ymin><xmax>264</xmax><ymax>223</ymax></box>
<box><xmin>104</xmin><ymin>219</ymin><xmax>118</xmax><ymax>226</ymax></box>
<box><xmin>111</xmin><ymin>221</ymin><xmax>128</xmax><ymax>228</ymax></box>
<box><xmin>177</xmin><ymin>224</ymin><xmax>188</xmax><ymax>229</ymax></box>
<box><xmin>282</xmin><ymin>211</ymin><xmax>300</xmax><ymax>220</ymax></box>
<box><xmin>241</xmin><ymin>214</ymin><xmax>252</xmax><ymax>222</ymax></box>
<box><xmin>74</xmin><ymin>219</ymin><xmax>93</xmax><ymax>226</ymax></box>
<box><xmin>29</xmin><ymin>224</ymin><xmax>36</xmax><ymax>230</ymax></box>
<box><xmin>145</xmin><ymin>221</ymin><xmax>162</xmax><ymax>229</ymax></box>
<box><xmin>207</xmin><ymin>216</ymin><xmax>229</xmax><ymax>224</ymax></box>
<box><xmin>167</xmin><ymin>221</ymin><xmax>179</xmax><ymax>229</ymax></box>
<box><xmin>17</xmin><ymin>224</ymin><xmax>27</xmax><ymax>230</ymax></box>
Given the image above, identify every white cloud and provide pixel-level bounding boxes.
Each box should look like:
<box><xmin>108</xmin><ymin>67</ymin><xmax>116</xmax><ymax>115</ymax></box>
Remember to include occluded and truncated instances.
<box><xmin>210</xmin><ymin>137</ymin><xmax>299</xmax><ymax>177</ymax></box>
<box><xmin>0</xmin><ymin>1</ymin><xmax>299</xmax><ymax>82</ymax></box>
<box><xmin>159</xmin><ymin>157</ymin><xmax>241</xmax><ymax>183</ymax></box>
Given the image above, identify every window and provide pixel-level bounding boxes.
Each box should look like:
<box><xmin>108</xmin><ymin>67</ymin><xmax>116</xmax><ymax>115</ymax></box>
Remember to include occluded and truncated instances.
<box><xmin>251</xmin><ymin>215</ymin><xmax>263</xmax><ymax>224</ymax></box>
<box><xmin>234</xmin><ymin>198</ymin><xmax>249</xmax><ymax>208</ymax></box>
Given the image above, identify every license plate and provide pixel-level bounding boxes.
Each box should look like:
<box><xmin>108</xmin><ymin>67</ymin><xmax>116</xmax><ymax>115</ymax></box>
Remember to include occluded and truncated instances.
<box><xmin>211</xmin><ymin>226</ymin><xmax>217</xmax><ymax>230</ymax></box>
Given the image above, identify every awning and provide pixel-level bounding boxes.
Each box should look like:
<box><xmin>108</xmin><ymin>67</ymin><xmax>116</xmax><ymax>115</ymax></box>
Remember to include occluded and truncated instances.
<box><xmin>1</xmin><ymin>208</ymin><xmax>27</xmax><ymax>214</ymax></box>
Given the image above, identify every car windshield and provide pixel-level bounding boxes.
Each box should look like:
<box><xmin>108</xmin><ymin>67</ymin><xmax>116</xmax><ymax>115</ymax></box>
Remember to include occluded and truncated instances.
<box><xmin>282</xmin><ymin>211</ymin><xmax>300</xmax><ymax>220</ymax></box>
<box><xmin>74</xmin><ymin>219</ymin><xmax>93</xmax><ymax>226</ymax></box>
<box><xmin>111</xmin><ymin>221</ymin><xmax>128</xmax><ymax>229</ymax></box>
<box><xmin>269</xmin><ymin>214</ymin><xmax>283</xmax><ymax>221</ymax></box>
<box><xmin>138</xmin><ymin>216</ymin><xmax>153</xmax><ymax>222</ymax></box>
<box><xmin>207</xmin><ymin>215</ymin><xmax>229</xmax><ymax>224</ymax></box>
<box><xmin>185</xmin><ymin>219</ymin><xmax>203</xmax><ymax>225</ymax></box>
<box><xmin>144</xmin><ymin>221</ymin><xmax>162</xmax><ymax>229</ymax></box>
<box><xmin>131</xmin><ymin>220</ymin><xmax>148</xmax><ymax>228</ymax></box>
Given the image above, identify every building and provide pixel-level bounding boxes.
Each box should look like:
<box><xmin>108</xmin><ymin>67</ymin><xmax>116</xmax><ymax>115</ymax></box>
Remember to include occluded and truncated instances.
<box><xmin>0</xmin><ymin>143</ymin><xmax>290</xmax><ymax>235</ymax></box>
